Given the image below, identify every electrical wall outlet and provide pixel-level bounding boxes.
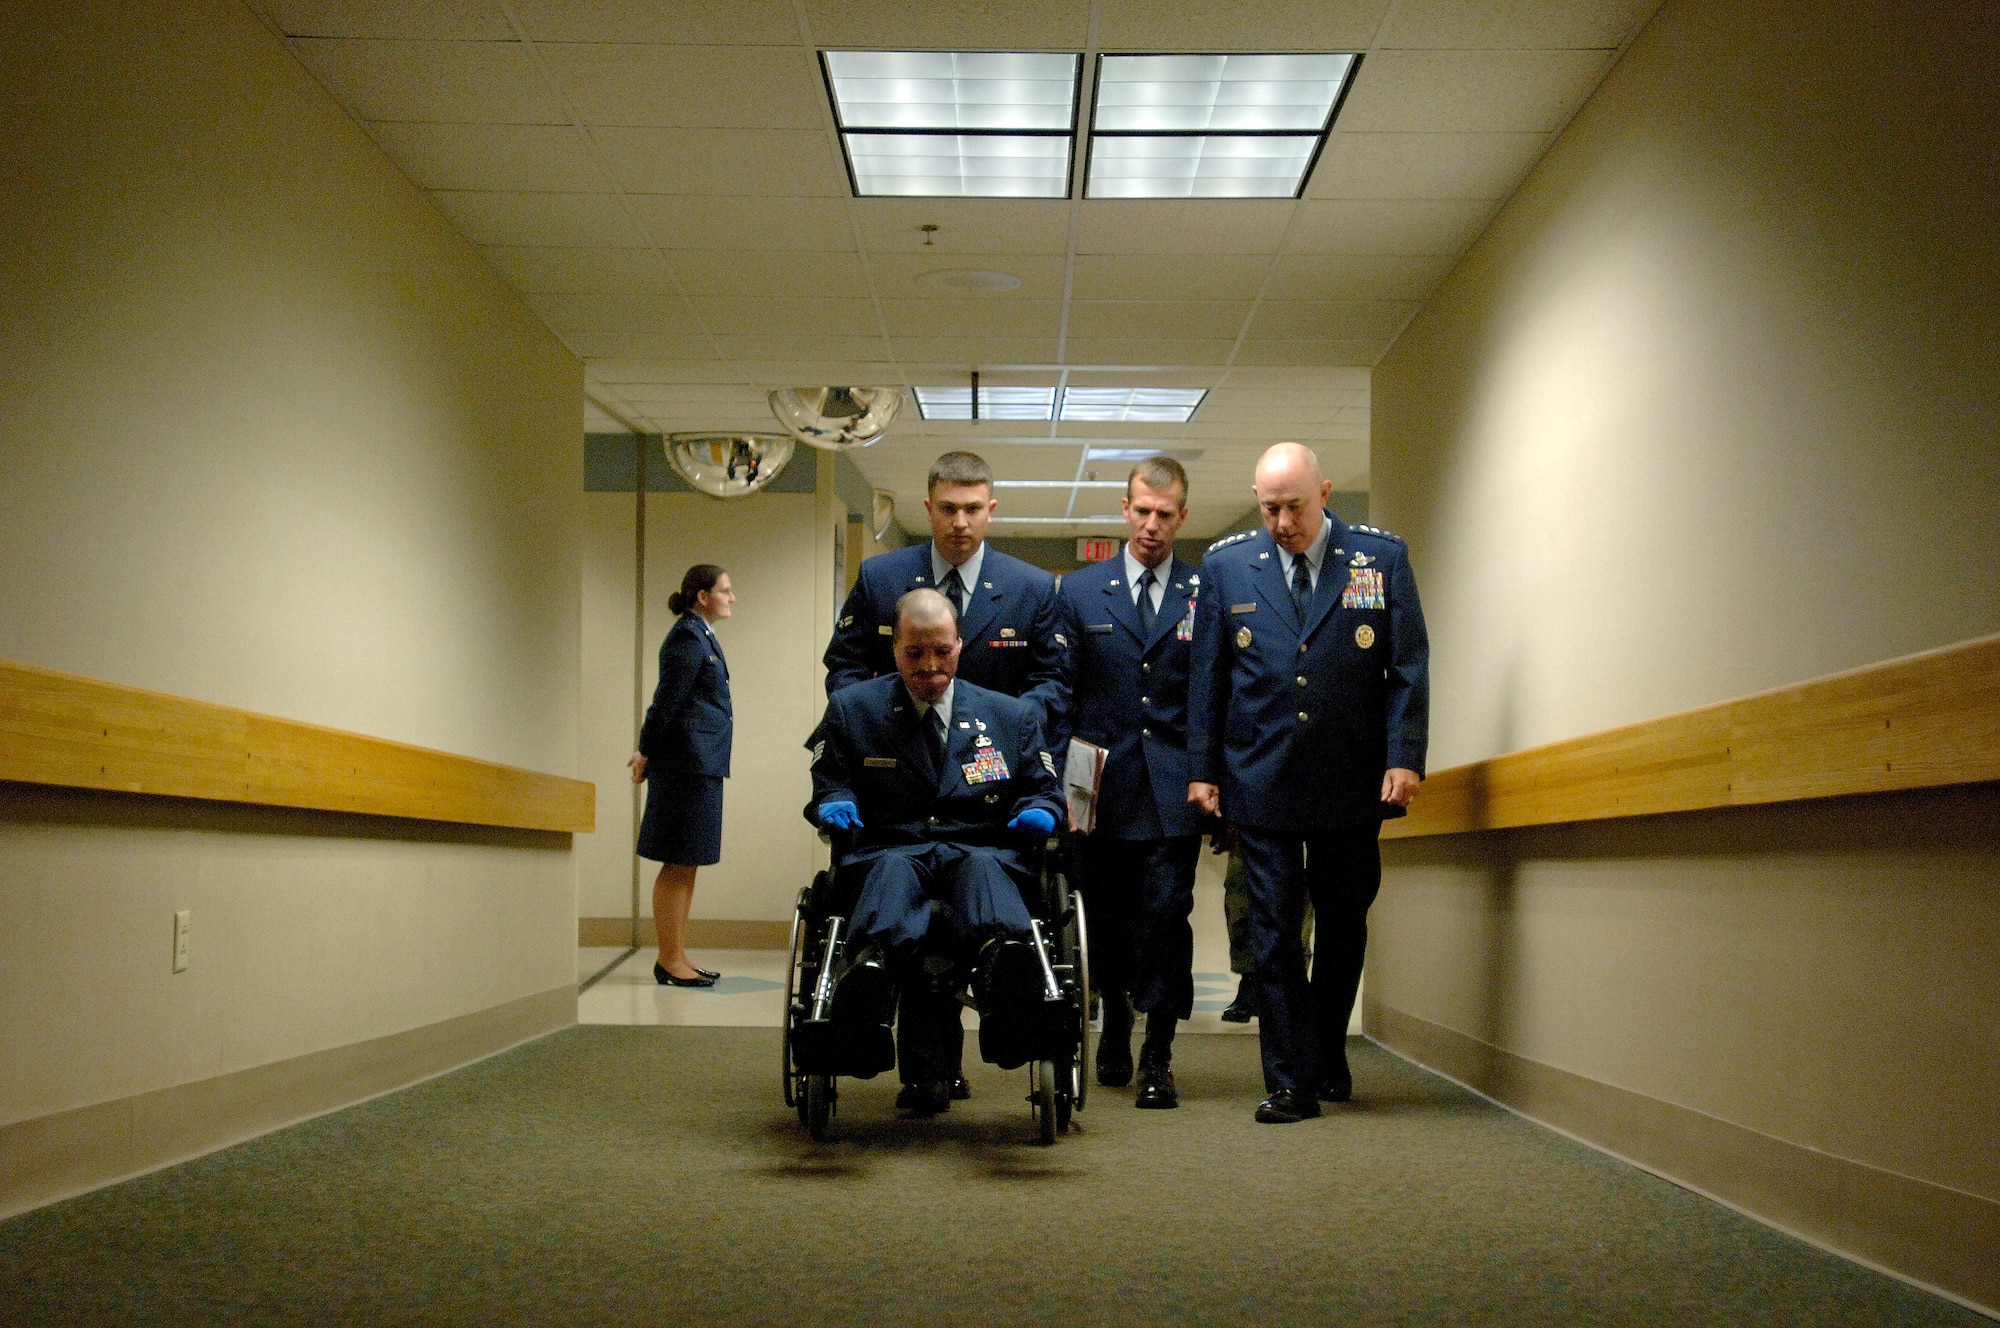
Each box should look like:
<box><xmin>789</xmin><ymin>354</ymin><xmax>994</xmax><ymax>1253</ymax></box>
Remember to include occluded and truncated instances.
<box><xmin>172</xmin><ymin>909</ymin><xmax>191</xmax><ymax>973</ymax></box>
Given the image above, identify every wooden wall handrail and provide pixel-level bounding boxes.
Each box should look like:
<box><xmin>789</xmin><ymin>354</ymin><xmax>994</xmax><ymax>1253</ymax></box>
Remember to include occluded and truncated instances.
<box><xmin>1384</xmin><ymin>633</ymin><xmax>2000</xmax><ymax>839</ymax></box>
<box><xmin>0</xmin><ymin>659</ymin><xmax>594</xmax><ymax>833</ymax></box>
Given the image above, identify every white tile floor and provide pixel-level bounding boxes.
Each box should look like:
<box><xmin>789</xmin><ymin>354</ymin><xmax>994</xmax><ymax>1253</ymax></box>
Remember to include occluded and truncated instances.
<box><xmin>578</xmin><ymin>856</ymin><xmax>1360</xmax><ymax>1035</ymax></box>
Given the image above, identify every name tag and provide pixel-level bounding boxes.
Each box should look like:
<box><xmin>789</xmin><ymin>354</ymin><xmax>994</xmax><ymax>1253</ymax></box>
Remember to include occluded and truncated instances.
<box><xmin>1083</xmin><ymin>624</ymin><xmax>1115</xmax><ymax>634</ymax></box>
<box><xmin>877</xmin><ymin>625</ymin><xmax>895</xmax><ymax>636</ymax></box>
<box><xmin>863</xmin><ymin>757</ymin><xmax>898</xmax><ymax>769</ymax></box>
<box><xmin>1230</xmin><ymin>603</ymin><xmax>1257</xmax><ymax>615</ymax></box>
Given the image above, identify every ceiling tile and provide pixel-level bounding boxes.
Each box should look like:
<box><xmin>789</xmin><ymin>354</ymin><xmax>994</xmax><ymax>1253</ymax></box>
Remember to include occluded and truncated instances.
<box><xmin>1266</xmin><ymin>252</ymin><xmax>1454</xmax><ymax>299</ymax></box>
<box><xmin>557</xmin><ymin>332</ymin><xmax>721</xmax><ymax>359</ymax></box>
<box><xmin>1380</xmin><ymin>0</ymin><xmax>1658</xmax><ymax>49</ymax></box>
<box><xmin>1070</xmin><ymin>254</ymin><xmax>1272</xmax><ymax>301</ymax></box>
<box><xmin>523</xmin><ymin>292</ymin><xmax>701</xmax><ymax>333</ymax></box>
<box><xmin>511</xmin><ymin>0</ymin><xmax>803</xmax><ymax>43</ymax></box>
<box><xmin>690</xmin><ymin>297</ymin><xmax>880</xmax><ymax>334</ymax></box>
<box><xmin>1337</xmin><ymin>50</ymin><xmax>1617</xmax><ymax>133</ymax></box>
<box><xmin>588</xmin><ymin>361</ymin><xmax>752</xmax><ymax>385</ymax></box>
<box><xmin>430</xmin><ymin>191</ymin><xmax>643</xmax><ymax>246</ymax></box>
<box><xmin>1219</xmin><ymin>365</ymin><xmax>1371</xmax><ymax>391</ymax></box>
<box><xmin>666</xmin><ymin>250</ymin><xmax>869</xmax><ymax>296</ymax></box>
<box><xmin>543</xmin><ymin>46</ymin><xmax>827</xmax><ymax>129</ymax></box>
<box><xmin>1232</xmin><ymin>338</ymin><xmax>1389</xmax><ymax>365</ymax></box>
<box><xmin>1066</xmin><ymin>301</ymin><xmax>1252</xmax><ymax>339</ymax></box>
<box><xmin>881</xmin><ymin>301</ymin><xmax>1064</xmax><ymax>338</ymax></box>
<box><xmin>1093</xmin><ymin>0</ymin><xmax>1389</xmax><ymax>50</ymax></box>
<box><xmin>802</xmin><ymin>0</ymin><xmax>1091</xmax><ymax>50</ymax></box>
<box><xmin>1062</xmin><ymin>338</ymin><xmax>1234</xmax><ymax>365</ymax></box>
<box><xmin>287</xmin><ymin>39</ymin><xmax>565</xmax><ymax>123</ymax></box>
<box><xmin>867</xmin><ymin>253</ymin><xmax>1069</xmax><ymax>300</ymax></box>
<box><xmin>713</xmin><ymin>334</ymin><xmax>893</xmax><ymax>360</ymax></box>
<box><xmin>593</xmin><ymin>127</ymin><xmax>846</xmax><ymax>196</ymax></box>
<box><xmin>259</xmin><ymin>1</ymin><xmax>511</xmax><ymax>38</ymax></box>
<box><xmin>1247</xmin><ymin>300</ymin><xmax>1417</xmax><ymax>339</ymax></box>
<box><xmin>853</xmin><ymin>200</ymin><xmax>1072</xmax><ymax>255</ymax></box>
<box><xmin>365</xmin><ymin>123</ymin><xmax>602</xmax><ymax>192</ymax></box>
<box><xmin>1308</xmin><ymin>131</ymin><xmax>1552</xmax><ymax>200</ymax></box>
<box><xmin>483</xmin><ymin>246</ymin><xmax>678</xmax><ymax>294</ymax></box>
<box><xmin>1076</xmin><ymin>201</ymin><xmax>1296</xmax><ymax>255</ymax></box>
<box><xmin>628</xmin><ymin>196</ymin><xmax>856</xmax><ymax>252</ymax></box>
<box><xmin>889</xmin><ymin>336</ymin><xmax>1062</xmax><ymax>365</ymax></box>
<box><xmin>1285</xmin><ymin>199</ymin><xmax>1497</xmax><ymax>254</ymax></box>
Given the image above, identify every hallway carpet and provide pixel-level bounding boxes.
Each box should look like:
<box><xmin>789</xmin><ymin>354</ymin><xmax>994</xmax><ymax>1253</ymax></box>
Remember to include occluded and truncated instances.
<box><xmin>0</xmin><ymin>1027</ymin><xmax>1980</xmax><ymax>1326</ymax></box>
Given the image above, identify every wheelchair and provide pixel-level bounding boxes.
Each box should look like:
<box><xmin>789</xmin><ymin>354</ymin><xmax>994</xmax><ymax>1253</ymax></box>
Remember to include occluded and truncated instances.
<box><xmin>782</xmin><ymin>833</ymin><xmax>1090</xmax><ymax>1145</ymax></box>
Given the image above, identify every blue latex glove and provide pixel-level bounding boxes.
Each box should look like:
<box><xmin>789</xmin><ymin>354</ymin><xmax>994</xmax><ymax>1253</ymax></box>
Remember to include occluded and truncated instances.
<box><xmin>818</xmin><ymin>800</ymin><xmax>863</xmax><ymax>831</ymax></box>
<box><xmin>1009</xmin><ymin>807</ymin><xmax>1057</xmax><ymax>839</ymax></box>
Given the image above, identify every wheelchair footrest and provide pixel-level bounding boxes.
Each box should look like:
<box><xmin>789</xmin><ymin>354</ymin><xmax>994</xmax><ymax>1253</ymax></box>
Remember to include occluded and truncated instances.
<box><xmin>978</xmin><ymin>997</ymin><xmax>1075</xmax><ymax>1072</ymax></box>
<box><xmin>793</xmin><ymin>1018</ymin><xmax>895</xmax><ymax>1080</ymax></box>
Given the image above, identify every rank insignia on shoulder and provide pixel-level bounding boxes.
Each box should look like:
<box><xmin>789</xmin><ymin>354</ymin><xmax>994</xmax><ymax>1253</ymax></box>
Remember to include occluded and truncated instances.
<box><xmin>838</xmin><ymin>614</ymin><xmax>854</xmax><ymax>628</ymax></box>
<box><xmin>863</xmin><ymin>756</ymin><xmax>898</xmax><ymax>768</ymax></box>
<box><xmin>1054</xmin><ymin>633</ymin><xmax>1068</xmax><ymax>647</ymax></box>
<box><xmin>1040</xmin><ymin>750</ymin><xmax>1057</xmax><ymax>776</ymax></box>
<box><xmin>877</xmin><ymin>624</ymin><xmax>895</xmax><ymax>636</ymax></box>
<box><xmin>1354</xmin><ymin>524</ymin><xmax>1405</xmax><ymax>543</ymax></box>
<box><xmin>811</xmin><ymin>741</ymin><xmax>825</xmax><ymax>762</ymax></box>
<box><xmin>1206</xmin><ymin>531</ymin><xmax>1253</xmax><ymax>552</ymax></box>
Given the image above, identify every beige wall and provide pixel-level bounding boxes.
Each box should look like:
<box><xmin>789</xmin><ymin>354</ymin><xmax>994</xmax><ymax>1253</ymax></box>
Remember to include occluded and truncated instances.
<box><xmin>1368</xmin><ymin>0</ymin><xmax>1998</xmax><ymax>1305</ymax></box>
<box><xmin>578</xmin><ymin>477</ymin><xmax>837</xmax><ymax>928</ymax></box>
<box><xmin>0</xmin><ymin>0</ymin><xmax>582</xmax><ymax>1171</ymax></box>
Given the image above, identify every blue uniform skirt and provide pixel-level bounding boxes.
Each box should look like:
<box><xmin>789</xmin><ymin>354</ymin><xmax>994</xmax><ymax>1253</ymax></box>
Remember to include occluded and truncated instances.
<box><xmin>636</xmin><ymin>770</ymin><xmax>724</xmax><ymax>866</ymax></box>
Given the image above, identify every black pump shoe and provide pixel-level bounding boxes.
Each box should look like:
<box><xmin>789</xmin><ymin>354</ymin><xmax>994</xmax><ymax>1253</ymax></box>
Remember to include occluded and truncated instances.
<box><xmin>655</xmin><ymin>962</ymin><xmax>716</xmax><ymax>988</ymax></box>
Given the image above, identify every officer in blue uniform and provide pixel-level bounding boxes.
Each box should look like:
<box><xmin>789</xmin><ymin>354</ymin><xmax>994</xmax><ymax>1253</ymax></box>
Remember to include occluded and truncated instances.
<box><xmin>823</xmin><ymin>450</ymin><xmax>1064</xmax><ymax>1099</ymax></box>
<box><xmin>1188</xmin><ymin>443</ymin><xmax>1429</xmax><ymax>1124</ymax></box>
<box><xmin>1053</xmin><ymin>456</ymin><xmax>1203</xmax><ymax>1108</ymax></box>
<box><xmin>805</xmin><ymin>589</ymin><xmax>1066</xmax><ymax>1113</ymax></box>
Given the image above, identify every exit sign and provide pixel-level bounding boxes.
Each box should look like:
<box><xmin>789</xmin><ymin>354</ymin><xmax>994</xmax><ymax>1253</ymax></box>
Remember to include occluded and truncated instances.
<box><xmin>1077</xmin><ymin>538</ymin><xmax>1119</xmax><ymax>562</ymax></box>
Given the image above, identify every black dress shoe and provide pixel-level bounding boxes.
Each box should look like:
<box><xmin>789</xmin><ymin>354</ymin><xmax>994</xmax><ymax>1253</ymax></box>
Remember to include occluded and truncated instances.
<box><xmin>694</xmin><ymin>966</ymin><xmax>721</xmax><ymax>981</ymax></box>
<box><xmin>1134</xmin><ymin>1043</ymin><xmax>1178</xmax><ymax>1109</ymax></box>
<box><xmin>1255</xmin><ymin>1088</ymin><xmax>1321</xmax><ymax>1124</ymax></box>
<box><xmin>895</xmin><ymin>1081</ymin><xmax>951</xmax><ymax>1116</ymax></box>
<box><xmin>948</xmin><ymin>1076</ymin><xmax>972</xmax><ymax>1101</ymax></box>
<box><xmin>1219</xmin><ymin>976</ymin><xmax>1256</xmax><ymax>1023</ymax></box>
<box><xmin>655</xmin><ymin>963</ymin><xmax>716</xmax><ymax>988</ymax></box>
<box><xmin>1317</xmin><ymin>1074</ymin><xmax>1352</xmax><ymax>1103</ymax></box>
<box><xmin>1096</xmin><ymin>992</ymin><xmax>1134</xmax><ymax>1087</ymax></box>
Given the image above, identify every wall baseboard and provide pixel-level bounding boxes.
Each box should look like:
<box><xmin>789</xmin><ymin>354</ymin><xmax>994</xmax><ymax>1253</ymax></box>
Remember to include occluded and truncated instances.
<box><xmin>1366</xmin><ymin>998</ymin><xmax>1999</xmax><ymax>1318</ymax></box>
<box><xmin>0</xmin><ymin>986</ymin><xmax>575</xmax><ymax>1221</ymax></box>
<box><xmin>578</xmin><ymin>917</ymin><xmax>790</xmax><ymax>950</ymax></box>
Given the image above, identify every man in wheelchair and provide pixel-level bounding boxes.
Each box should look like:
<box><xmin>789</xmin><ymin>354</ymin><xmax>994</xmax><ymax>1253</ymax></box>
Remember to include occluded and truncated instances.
<box><xmin>801</xmin><ymin>588</ymin><xmax>1068</xmax><ymax>1116</ymax></box>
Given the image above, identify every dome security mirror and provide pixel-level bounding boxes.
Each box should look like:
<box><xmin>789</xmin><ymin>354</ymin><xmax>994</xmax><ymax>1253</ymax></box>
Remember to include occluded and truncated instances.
<box><xmin>768</xmin><ymin>386</ymin><xmax>902</xmax><ymax>450</ymax></box>
<box><xmin>665</xmin><ymin>433</ymin><xmax>796</xmax><ymax>498</ymax></box>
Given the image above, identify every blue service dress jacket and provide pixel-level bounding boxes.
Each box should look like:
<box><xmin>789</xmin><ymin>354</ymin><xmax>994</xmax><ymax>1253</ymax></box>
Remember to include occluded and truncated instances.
<box><xmin>1187</xmin><ymin>516</ymin><xmax>1429</xmax><ymax>831</ymax></box>
<box><xmin>1052</xmin><ymin>555</ymin><xmax>1204</xmax><ymax>841</ymax></box>
<box><xmin>638</xmin><ymin>613</ymin><xmax>732</xmax><ymax>778</ymax></box>
<box><xmin>804</xmin><ymin>676</ymin><xmax>1066</xmax><ymax>870</ymax></box>
<box><xmin>823</xmin><ymin>541</ymin><xmax>1065</xmax><ymax>727</ymax></box>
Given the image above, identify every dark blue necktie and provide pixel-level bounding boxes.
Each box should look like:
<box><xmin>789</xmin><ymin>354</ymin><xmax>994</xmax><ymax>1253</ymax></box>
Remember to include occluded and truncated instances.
<box><xmin>1290</xmin><ymin>556</ymin><xmax>1312</xmax><ymax>621</ymax></box>
<box><xmin>939</xmin><ymin>565</ymin><xmax>966</xmax><ymax>616</ymax></box>
<box><xmin>1135</xmin><ymin>567</ymin><xmax>1157</xmax><ymax>636</ymax></box>
<box><xmin>925</xmin><ymin>706</ymin><xmax>947</xmax><ymax>774</ymax></box>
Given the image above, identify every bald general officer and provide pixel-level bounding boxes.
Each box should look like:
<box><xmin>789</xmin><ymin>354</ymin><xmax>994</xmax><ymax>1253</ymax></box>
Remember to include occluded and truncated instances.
<box><xmin>823</xmin><ymin>449</ymin><xmax>1064</xmax><ymax>1100</ymax></box>
<box><xmin>1052</xmin><ymin>455</ymin><xmax>1203</xmax><ymax>1108</ymax></box>
<box><xmin>1188</xmin><ymin>443</ymin><xmax>1429</xmax><ymax>1124</ymax></box>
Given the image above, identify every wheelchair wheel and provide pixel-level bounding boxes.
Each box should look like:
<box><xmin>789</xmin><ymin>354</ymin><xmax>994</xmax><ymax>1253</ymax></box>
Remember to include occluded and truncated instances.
<box><xmin>1032</xmin><ymin>1060</ymin><xmax>1058</xmax><ymax>1146</ymax></box>
<box><xmin>804</xmin><ymin>1073</ymin><xmax>834</xmax><ymax>1141</ymax></box>
<box><xmin>1055</xmin><ymin>1080</ymin><xmax>1074</xmax><ymax>1135</ymax></box>
<box><xmin>781</xmin><ymin>886</ymin><xmax>814</xmax><ymax>1109</ymax></box>
<box><xmin>1070</xmin><ymin>888</ymin><xmax>1091</xmax><ymax>1113</ymax></box>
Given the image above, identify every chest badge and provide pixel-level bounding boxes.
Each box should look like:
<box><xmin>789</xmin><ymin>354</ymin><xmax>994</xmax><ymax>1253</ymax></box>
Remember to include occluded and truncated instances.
<box><xmin>962</xmin><ymin>747</ymin><xmax>1011</xmax><ymax>785</ymax></box>
<box><xmin>1355</xmin><ymin>624</ymin><xmax>1376</xmax><ymax>649</ymax></box>
<box><xmin>1236</xmin><ymin>626</ymin><xmax>1253</xmax><ymax>649</ymax></box>
<box><xmin>1341</xmin><ymin>566</ymin><xmax>1386</xmax><ymax>610</ymax></box>
<box><xmin>999</xmin><ymin>627</ymin><xmax>1016</xmax><ymax>638</ymax></box>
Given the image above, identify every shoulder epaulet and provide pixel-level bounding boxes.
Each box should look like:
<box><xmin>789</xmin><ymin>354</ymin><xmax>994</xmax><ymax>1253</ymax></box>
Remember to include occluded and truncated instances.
<box><xmin>1351</xmin><ymin>524</ymin><xmax>1405</xmax><ymax>544</ymax></box>
<box><xmin>1206</xmin><ymin>531</ymin><xmax>1255</xmax><ymax>553</ymax></box>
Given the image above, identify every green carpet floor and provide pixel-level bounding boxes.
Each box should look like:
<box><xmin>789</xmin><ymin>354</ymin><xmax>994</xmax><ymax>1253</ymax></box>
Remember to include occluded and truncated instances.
<box><xmin>0</xmin><ymin>1027</ymin><xmax>1981</xmax><ymax>1326</ymax></box>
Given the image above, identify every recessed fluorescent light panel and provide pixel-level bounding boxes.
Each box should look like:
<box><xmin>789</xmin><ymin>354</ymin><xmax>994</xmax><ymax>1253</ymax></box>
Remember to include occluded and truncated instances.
<box><xmin>823</xmin><ymin>51</ymin><xmax>1082</xmax><ymax>197</ymax></box>
<box><xmin>1086</xmin><ymin>53</ymin><xmax>1358</xmax><ymax>198</ymax></box>
<box><xmin>914</xmin><ymin>385</ymin><xmax>1058</xmax><ymax>420</ymax></box>
<box><xmin>1059</xmin><ymin>386</ymin><xmax>1207</xmax><ymax>422</ymax></box>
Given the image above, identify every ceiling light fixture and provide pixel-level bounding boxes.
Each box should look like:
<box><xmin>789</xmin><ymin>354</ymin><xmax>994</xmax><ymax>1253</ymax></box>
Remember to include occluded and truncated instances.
<box><xmin>1085</xmin><ymin>53</ymin><xmax>1358</xmax><ymax>198</ymax></box>
<box><xmin>914</xmin><ymin>268</ymin><xmax>1024</xmax><ymax>293</ymax></box>
<box><xmin>822</xmin><ymin>51</ymin><xmax>1082</xmax><ymax>198</ymax></box>
<box><xmin>914</xmin><ymin>385</ymin><xmax>1057</xmax><ymax>421</ymax></box>
<box><xmin>1059</xmin><ymin>386</ymin><xmax>1207</xmax><ymax>422</ymax></box>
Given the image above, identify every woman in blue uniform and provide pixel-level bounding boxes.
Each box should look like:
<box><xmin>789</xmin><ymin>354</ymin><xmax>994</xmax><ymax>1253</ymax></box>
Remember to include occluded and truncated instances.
<box><xmin>627</xmin><ymin>564</ymin><xmax>735</xmax><ymax>987</ymax></box>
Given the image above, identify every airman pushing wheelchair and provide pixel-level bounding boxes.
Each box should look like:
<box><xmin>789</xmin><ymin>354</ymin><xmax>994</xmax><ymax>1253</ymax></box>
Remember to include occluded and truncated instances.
<box><xmin>782</xmin><ymin>833</ymin><xmax>1090</xmax><ymax>1144</ymax></box>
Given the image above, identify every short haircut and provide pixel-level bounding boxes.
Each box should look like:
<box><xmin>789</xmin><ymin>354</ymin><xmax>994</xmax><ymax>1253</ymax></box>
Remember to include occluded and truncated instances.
<box><xmin>894</xmin><ymin>587</ymin><xmax>958</xmax><ymax>638</ymax></box>
<box><xmin>927</xmin><ymin>450</ymin><xmax>994</xmax><ymax>494</ymax></box>
<box><xmin>1126</xmin><ymin>455</ymin><xmax>1189</xmax><ymax>506</ymax></box>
